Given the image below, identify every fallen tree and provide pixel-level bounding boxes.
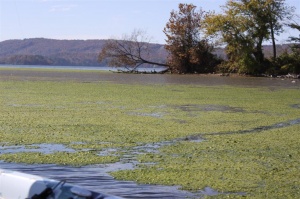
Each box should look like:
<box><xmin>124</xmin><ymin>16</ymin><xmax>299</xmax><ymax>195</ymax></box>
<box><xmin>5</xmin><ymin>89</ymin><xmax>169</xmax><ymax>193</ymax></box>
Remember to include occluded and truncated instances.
<box><xmin>98</xmin><ymin>29</ymin><xmax>169</xmax><ymax>73</ymax></box>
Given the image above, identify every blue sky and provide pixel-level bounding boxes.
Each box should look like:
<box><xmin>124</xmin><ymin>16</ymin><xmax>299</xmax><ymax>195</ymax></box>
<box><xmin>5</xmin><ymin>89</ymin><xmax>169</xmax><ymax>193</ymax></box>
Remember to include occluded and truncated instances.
<box><xmin>0</xmin><ymin>0</ymin><xmax>299</xmax><ymax>44</ymax></box>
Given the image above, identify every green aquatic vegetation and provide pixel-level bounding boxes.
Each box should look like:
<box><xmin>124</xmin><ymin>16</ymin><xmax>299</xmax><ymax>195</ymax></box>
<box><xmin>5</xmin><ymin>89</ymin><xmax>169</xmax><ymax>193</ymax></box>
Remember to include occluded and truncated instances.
<box><xmin>0</xmin><ymin>151</ymin><xmax>119</xmax><ymax>166</ymax></box>
<box><xmin>0</xmin><ymin>75</ymin><xmax>300</xmax><ymax>198</ymax></box>
<box><xmin>68</xmin><ymin>142</ymin><xmax>136</xmax><ymax>150</ymax></box>
<box><xmin>24</xmin><ymin>145</ymin><xmax>40</xmax><ymax>149</ymax></box>
<box><xmin>112</xmin><ymin>124</ymin><xmax>300</xmax><ymax>197</ymax></box>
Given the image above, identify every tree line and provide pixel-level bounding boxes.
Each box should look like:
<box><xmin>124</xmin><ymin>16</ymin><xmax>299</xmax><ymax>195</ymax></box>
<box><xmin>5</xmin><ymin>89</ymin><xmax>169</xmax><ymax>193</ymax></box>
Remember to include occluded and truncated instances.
<box><xmin>99</xmin><ymin>0</ymin><xmax>300</xmax><ymax>75</ymax></box>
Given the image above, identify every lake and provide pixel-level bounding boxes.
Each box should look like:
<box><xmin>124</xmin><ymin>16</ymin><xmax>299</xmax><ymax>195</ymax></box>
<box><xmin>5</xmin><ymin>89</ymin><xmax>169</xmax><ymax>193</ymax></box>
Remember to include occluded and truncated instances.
<box><xmin>0</xmin><ymin>65</ymin><xmax>299</xmax><ymax>198</ymax></box>
<box><xmin>0</xmin><ymin>161</ymin><xmax>205</xmax><ymax>199</ymax></box>
<box><xmin>0</xmin><ymin>64</ymin><xmax>298</xmax><ymax>88</ymax></box>
<box><xmin>0</xmin><ymin>64</ymin><xmax>168</xmax><ymax>73</ymax></box>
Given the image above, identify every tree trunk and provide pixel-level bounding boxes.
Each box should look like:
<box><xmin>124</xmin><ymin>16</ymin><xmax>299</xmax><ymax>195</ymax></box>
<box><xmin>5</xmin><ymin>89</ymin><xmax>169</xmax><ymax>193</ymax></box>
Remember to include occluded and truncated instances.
<box><xmin>270</xmin><ymin>21</ymin><xmax>277</xmax><ymax>60</ymax></box>
<box><xmin>139</xmin><ymin>58</ymin><xmax>169</xmax><ymax>67</ymax></box>
<box><xmin>253</xmin><ymin>37</ymin><xmax>265</xmax><ymax>65</ymax></box>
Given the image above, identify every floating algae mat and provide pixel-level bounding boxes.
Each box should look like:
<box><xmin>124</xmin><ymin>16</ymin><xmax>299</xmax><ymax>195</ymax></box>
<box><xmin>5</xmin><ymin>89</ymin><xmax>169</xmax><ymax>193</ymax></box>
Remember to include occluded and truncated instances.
<box><xmin>0</xmin><ymin>77</ymin><xmax>300</xmax><ymax>198</ymax></box>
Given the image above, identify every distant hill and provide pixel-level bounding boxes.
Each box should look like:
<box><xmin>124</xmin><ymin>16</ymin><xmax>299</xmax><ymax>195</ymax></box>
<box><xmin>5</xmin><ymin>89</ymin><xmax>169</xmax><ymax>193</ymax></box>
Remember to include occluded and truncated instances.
<box><xmin>0</xmin><ymin>38</ymin><xmax>168</xmax><ymax>66</ymax></box>
<box><xmin>0</xmin><ymin>38</ymin><xmax>296</xmax><ymax>66</ymax></box>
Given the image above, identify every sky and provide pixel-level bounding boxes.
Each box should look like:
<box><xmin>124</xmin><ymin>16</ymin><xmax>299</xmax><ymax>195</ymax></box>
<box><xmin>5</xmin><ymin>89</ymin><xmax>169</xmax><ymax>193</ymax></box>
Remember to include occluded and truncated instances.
<box><xmin>0</xmin><ymin>0</ymin><xmax>299</xmax><ymax>44</ymax></box>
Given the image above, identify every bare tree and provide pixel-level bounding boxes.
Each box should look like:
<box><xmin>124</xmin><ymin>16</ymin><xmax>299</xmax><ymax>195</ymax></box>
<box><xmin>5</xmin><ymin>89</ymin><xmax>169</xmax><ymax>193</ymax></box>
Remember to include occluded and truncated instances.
<box><xmin>98</xmin><ymin>29</ymin><xmax>168</xmax><ymax>72</ymax></box>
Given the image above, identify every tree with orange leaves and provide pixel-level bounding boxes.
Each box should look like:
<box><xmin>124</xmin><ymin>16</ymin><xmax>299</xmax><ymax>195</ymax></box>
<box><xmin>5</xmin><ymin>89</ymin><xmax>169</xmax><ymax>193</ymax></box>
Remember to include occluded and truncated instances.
<box><xmin>164</xmin><ymin>3</ymin><xmax>220</xmax><ymax>74</ymax></box>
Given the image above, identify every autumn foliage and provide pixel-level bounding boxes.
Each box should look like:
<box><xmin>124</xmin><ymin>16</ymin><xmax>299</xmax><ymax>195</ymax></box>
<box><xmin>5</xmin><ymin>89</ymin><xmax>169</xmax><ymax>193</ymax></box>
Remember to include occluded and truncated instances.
<box><xmin>164</xmin><ymin>3</ymin><xmax>220</xmax><ymax>73</ymax></box>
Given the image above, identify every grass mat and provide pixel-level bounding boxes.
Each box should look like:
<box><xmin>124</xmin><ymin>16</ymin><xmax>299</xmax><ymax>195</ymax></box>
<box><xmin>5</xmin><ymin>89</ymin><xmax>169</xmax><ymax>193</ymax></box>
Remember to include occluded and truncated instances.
<box><xmin>0</xmin><ymin>79</ymin><xmax>299</xmax><ymax>198</ymax></box>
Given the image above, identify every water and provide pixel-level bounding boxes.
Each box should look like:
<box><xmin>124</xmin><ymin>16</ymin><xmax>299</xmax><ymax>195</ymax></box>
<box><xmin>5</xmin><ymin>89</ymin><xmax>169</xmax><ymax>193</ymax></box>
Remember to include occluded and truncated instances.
<box><xmin>0</xmin><ymin>65</ymin><xmax>298</xmax><ymax>198</ymax></box>
<box><xmin>0</xmin><ymin>161</ymin><xmax>203</xmax><ymax>199</ymax></box>
<box><xmin>205</xmin><ymin>118</ymin><xmax>300</xmax><ymax>136</ymax></box>
<box><xmin>0</xmin><ymin>137</ymin><xmax>207</xmax><ymax>198</ymax></box>
<box><xmin>0</xmin><ymin>144</ymin><xmax>75</xmax><ymax>154</ymax></box>
<box><xmin>2</xmin><ymin>114</ymin><xmax>297</xmax><ymax>198</ymax></box>
<box><xmin>0</xmin><ymin>65</ymin><xmax>168</xmax><ymax>73</ymax></box>
<box><xmin>0</xmin><ymin>64</ymin><xmax>298</xmax><ymax>88</ymax></box>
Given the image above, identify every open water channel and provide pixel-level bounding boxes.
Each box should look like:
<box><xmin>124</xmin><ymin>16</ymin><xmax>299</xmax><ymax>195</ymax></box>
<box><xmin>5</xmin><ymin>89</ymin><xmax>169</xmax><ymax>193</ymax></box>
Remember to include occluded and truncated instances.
<box><xmin>0</xmin><ymin>161</ymin><xmax>207</xmax><ymax>198</ymax></box>
<box><xmin>0</xmin><ymin>64</ymin><xmax>299</xmax><ymax>88</ymax></box>
<box><xmin>0</xmin><ymin>65</ymin><xmax>299</xmax><ymax>198</ymax></box>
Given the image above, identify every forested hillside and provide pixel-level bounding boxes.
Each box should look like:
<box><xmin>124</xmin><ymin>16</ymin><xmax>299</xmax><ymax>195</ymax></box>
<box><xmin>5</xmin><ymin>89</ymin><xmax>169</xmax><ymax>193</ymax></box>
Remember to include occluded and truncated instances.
<box><xmin>0</xmin><ymin>38</ymin><xmax>293</xmax><ymax>67</ymax></box>
<box><xmin>0</xmin><ymin>38</ymin><xmax>167</xmax><ymax>66</ymax></box>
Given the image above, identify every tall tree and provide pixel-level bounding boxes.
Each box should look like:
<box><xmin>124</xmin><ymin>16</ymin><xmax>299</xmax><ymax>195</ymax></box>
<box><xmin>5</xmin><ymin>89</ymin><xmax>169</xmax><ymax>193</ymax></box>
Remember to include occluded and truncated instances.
<box><xmin>205</xmin><ymin>0</ymin><xmax>264</xmax><ymax>74</ymax></box>
<box><xmin>98</xmin><ymin>29</ymin><xmax>168</xmax><ymax>72</ymax></box>
<box><xmin>164</xmin><ymin>3</ymin><xmax>218</xmax><ymax>73</ymax></box>
<box><xmin>262</xmin><ymin>0</ymin><xmax>294</xmax><ymax>59</ymax></box>
<box><xmin>205</xmin><ymin>0</ymin><xmax>293</xmax><ymax>74</ymax></box>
